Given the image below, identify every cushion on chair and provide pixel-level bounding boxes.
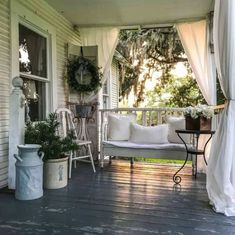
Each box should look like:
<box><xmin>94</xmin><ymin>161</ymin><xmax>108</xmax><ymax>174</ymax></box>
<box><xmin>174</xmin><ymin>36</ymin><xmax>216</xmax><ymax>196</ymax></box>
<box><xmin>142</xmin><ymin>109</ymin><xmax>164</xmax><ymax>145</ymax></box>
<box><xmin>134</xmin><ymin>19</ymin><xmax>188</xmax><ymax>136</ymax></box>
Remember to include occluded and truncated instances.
<box><xmin>129</xmin><ymin>123</ymin><xmax>168</xmax><ymax>144</ymax></box>
<box><xmin>167</xmin><ymin>116</ymin><xmax>190</xmax><ymax>144</ymax></box>
<box><xmin>107</xmin><ymin>113</ymin><xmax>136</xmax><ymax>141</ymax></box>
<box><xmin>103</xmin><ymin>140</ymin><xmax>186</xmax><ymax>150</ymax></box>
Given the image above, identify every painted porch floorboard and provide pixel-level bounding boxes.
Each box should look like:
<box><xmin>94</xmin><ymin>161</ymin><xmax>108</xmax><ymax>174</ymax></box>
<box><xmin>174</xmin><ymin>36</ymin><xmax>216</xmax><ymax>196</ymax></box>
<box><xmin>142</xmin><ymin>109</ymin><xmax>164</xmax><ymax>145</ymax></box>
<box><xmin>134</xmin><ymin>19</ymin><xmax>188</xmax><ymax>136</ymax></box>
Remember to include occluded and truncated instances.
<box><xmin>0</xmin><ymin>161</ymin><xmax>235</xmax><ymax>234</ymax></box>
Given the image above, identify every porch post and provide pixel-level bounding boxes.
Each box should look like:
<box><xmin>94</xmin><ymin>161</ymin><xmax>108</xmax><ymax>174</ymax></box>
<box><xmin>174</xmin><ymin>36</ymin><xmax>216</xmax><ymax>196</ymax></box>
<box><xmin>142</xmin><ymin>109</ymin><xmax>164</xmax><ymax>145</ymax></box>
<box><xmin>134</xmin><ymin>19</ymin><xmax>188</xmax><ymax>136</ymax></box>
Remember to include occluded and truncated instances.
<box><xmin>8</xmin><ymin>77</ymin><xmax>25</xmax><ymax>189</ymax></box>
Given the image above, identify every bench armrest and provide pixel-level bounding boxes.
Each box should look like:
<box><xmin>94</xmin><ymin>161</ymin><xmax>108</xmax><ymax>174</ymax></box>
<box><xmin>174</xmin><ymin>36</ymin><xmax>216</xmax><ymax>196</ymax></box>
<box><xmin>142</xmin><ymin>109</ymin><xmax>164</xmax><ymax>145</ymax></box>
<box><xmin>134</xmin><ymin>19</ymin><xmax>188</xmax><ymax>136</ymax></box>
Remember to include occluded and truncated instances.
<box><xmin>101</xmin><ymin>122</ymin><xmax>108</xmax><ymax>141</ymax></box>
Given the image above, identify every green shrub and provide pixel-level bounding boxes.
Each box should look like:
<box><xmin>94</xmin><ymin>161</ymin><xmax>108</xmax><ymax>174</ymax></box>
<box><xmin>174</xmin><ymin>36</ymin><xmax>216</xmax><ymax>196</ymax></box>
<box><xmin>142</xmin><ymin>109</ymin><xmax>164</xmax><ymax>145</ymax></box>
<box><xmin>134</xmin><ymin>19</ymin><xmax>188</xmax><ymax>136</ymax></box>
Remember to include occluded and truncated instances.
<box><xmin>25</xmin><ymin>113</ymin><xmax>79</xmax><ymax>161</ymax></box>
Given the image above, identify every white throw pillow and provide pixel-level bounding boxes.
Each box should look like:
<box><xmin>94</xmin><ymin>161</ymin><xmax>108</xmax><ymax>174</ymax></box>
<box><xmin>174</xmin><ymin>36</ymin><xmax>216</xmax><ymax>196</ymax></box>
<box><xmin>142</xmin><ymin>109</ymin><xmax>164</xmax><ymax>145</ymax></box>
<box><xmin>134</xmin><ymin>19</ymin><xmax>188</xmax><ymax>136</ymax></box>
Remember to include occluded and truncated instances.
<box><xmin>129</xmin><ymin>123</ymin><xmax>169</xmax><ymax>144</ymax></box>
<box><xmin>107</xmin><ymin>113</ymin><xmax>136</xmax><ymax>141</ymax></box>
<box><xmin>167</xmin><ymin>116</ymin><xmax>190</xmax><ymax>144</ymax></box>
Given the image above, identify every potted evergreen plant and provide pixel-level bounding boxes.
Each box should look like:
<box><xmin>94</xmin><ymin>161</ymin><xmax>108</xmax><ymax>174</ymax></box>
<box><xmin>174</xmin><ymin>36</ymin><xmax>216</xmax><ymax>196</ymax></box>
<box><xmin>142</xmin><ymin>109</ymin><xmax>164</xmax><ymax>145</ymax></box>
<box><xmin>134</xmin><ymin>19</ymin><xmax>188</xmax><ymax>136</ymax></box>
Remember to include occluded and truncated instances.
<box><xmin>25</xmin><ymin>113</ymin><xmax>79</xmax><ymax>189</ymax></box>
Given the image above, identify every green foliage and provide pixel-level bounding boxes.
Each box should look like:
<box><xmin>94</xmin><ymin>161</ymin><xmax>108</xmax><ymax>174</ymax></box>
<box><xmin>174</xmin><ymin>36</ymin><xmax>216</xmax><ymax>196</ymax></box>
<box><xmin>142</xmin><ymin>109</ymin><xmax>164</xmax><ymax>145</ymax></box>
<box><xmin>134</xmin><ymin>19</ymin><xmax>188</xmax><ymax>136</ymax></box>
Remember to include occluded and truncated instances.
<box><xmin>118</xmin><ymin>28</ymin><xmax>186</xmax><ymax>66</ymax></box>
<box><xmin>117</xmin><ymin>28</ymin><xmax>225</xmax><ymax>108</ymax></box>
<box><xmin>117</xmin><ymin>28</ymin><xmax>190</xmax><ymax>106</ymax></box>
<box><xmin>216</xmin><ymin>78</ymin><xmax>226</xmax><ymax>105</ymax></box>
<box><xmin>119</xmin><ymin>66</ymin><xmax>139</xmax><ymax>100</ymax></box>
<box><xmin>146</xmin><ymin>75</ymin><xmax>205</xmax><ymax>108</ymax></box>
<box><xmin>25</xmin><ymin>113</ymin><xmax>79</xmax><ymax>161</ymax></box>
<box><xmin>67</xmin><ymin>56</ymin><xmax>102</xmax><ymax>94</ymax></box>
<box><xmin>134</xmin><ymin>157</ymin><xmax>192</xmax><ymax>165</ymax></box>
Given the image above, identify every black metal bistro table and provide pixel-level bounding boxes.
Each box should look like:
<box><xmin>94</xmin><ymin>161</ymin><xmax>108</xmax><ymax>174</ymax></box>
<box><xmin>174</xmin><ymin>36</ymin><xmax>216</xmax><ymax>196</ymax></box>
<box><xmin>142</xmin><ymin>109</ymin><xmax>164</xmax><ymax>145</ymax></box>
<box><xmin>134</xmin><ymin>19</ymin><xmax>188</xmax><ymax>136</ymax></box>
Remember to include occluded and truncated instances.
<box><xmin>173</xmin><ymin>129</ymin><xmax>215</xmax><ymax>184</ymax></box>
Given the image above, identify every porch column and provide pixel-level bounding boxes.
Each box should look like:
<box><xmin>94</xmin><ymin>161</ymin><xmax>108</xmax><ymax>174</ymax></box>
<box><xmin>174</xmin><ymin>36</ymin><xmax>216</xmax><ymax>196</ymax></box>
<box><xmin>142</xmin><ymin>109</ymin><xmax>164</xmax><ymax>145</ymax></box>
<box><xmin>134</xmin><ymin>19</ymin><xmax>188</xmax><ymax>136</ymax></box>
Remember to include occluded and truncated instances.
<box><xmin>8</xmin><ymin>77</ymin><xmax>25</xmax><ymax>189</ymax></box>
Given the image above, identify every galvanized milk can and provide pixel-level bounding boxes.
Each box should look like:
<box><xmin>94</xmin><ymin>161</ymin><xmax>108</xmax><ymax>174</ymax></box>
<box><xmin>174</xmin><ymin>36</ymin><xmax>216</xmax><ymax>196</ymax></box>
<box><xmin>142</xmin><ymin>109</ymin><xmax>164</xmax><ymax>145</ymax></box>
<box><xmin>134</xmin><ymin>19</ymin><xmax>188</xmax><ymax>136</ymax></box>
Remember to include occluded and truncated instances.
<box><xmin>14</xmin><ymin>144</ymin><xmax>44</xmax><ymax>200</ymax></box>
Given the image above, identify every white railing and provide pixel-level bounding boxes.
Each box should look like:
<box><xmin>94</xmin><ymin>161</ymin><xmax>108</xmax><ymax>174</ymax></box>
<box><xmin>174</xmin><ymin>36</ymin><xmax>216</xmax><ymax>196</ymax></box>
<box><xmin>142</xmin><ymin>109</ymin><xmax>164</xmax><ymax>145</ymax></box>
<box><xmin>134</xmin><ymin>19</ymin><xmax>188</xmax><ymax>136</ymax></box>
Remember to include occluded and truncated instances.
<box><xmin>100</xmin><ymin>107</ymin><xmax>185</xmax><ymax>126</ymax></box>
<box><xmin>212</xmin><ymin>104</ymin><xmax>225</xmax><ymax>129</ymax></box>
<box><xmin>99</xmin><ymin>105</ymin><xmax>225</xmax><ymax>142</ymax></box>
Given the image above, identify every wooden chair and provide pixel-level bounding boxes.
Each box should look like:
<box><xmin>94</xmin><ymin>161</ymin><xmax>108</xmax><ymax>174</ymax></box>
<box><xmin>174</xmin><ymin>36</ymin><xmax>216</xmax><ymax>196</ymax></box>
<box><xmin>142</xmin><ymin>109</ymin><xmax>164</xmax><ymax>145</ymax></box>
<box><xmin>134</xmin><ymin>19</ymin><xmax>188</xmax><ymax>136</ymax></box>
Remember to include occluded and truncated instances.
<box><xmin>56</xmin><ymin>108</ymin><xmax>96</xmax><ymax>179</ymax></box>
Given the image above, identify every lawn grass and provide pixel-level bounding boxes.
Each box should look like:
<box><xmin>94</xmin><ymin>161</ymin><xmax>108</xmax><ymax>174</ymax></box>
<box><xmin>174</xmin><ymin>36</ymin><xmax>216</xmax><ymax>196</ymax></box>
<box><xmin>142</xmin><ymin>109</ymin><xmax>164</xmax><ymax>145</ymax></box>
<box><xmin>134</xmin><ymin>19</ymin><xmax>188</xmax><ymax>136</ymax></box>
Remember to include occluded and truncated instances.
<box><xmin>134</xmin><ymin>157</ymin><xmax>192</xmax><ymax>165</ymax></box>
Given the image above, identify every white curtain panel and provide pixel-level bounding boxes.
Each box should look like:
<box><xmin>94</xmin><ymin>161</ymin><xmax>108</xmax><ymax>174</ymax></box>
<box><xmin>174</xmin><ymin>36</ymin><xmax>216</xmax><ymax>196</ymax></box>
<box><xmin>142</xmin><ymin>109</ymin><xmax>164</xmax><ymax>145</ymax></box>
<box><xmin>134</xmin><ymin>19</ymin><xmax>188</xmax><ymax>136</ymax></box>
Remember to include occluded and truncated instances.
<box><xmin>207</xmin><ymin>0</ymin><xmax>235</xmax><ymax>216</ymax></box>
<box><xmin>176</xmin><ymin>20</ymin><xmax>217</xmax><ymax>173</ymax></box>
<box><xmin>176</xmin><ymin>20</ymin><xmax>216</xmax><ymax>105</ymax></box>
<box><xmin>79</xmin><ymin>27</ymin><xmax>120</xmax><ymax>84</ymax></box>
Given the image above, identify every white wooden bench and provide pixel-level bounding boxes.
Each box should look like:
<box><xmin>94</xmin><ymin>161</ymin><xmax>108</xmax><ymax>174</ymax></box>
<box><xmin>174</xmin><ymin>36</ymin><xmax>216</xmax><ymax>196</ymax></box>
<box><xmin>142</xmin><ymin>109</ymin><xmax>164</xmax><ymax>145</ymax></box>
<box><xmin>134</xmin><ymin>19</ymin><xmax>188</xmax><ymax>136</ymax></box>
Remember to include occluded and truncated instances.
<box><xmin>99</xmin><ymin>108</ymin><xmax>189</xmax><ymax>168</ymax></box>
<box><xmin>99</xmin><ymin>107</ymin><xmax>223</xmax><ymax>168</ymax></box>
<box><xmin>100</xmin><ymin>140</ymin><xmax>188</xmax><ymax>168</ymax></box>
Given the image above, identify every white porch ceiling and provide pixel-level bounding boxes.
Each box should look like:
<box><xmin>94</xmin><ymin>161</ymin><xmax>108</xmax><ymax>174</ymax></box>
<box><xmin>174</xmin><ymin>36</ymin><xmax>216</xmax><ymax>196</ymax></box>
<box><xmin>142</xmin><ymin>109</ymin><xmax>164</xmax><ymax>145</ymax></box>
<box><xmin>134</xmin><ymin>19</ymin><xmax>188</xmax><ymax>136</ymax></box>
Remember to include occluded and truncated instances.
<box><xmin>45</xmin><ymin>0</ymin><xmax>214</xmax><ymax>28</ymax></box>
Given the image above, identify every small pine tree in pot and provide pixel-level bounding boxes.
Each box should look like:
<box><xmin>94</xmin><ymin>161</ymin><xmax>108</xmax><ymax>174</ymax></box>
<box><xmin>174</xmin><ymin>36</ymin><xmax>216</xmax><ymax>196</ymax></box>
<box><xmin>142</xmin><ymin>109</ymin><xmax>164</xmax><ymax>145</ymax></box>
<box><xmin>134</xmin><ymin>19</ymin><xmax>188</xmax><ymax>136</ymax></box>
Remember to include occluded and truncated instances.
<box><xmin>25</xmin><ymin>113</ymin><xmax>79</xmax><ymax>189</ymax></box>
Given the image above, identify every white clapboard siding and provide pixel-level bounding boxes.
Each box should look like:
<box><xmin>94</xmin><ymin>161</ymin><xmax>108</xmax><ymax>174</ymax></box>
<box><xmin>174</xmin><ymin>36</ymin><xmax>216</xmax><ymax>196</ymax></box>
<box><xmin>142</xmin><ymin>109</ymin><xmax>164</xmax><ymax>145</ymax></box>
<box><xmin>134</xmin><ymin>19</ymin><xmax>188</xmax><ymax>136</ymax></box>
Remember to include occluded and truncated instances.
<box><xmin>0</xmin><ymin>160</ymin><xmax>8</xmax><ymax>187</ymax></box>
<box><xmin>0</xmin><ymin>0</ymin><xmax>81</xmax><ymax>188</ymax></box>
<box><xmin>0</xmin><ymin>0</ymin><xmax>10</xmax><ymax>188</ymax></box>
<box><xmin>110</xmin><ymin>58</ymin><xmax>119</xmax><ymax>108</ymax></box>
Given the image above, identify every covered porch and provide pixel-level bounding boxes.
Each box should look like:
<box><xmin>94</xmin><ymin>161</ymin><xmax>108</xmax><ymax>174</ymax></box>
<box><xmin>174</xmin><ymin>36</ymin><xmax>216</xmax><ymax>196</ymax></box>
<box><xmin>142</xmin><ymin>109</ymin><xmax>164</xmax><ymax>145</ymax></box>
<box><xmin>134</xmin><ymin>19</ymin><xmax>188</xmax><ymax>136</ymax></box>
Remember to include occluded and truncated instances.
<box><xmin>1</xmin><ymin>161</ymin><xmax>235</xmax><ymax>234</ymax></box>
<box><xmin>0</xmin><ymin>2</ymin><xmax>235</xmax><ymax>233</ymax></box>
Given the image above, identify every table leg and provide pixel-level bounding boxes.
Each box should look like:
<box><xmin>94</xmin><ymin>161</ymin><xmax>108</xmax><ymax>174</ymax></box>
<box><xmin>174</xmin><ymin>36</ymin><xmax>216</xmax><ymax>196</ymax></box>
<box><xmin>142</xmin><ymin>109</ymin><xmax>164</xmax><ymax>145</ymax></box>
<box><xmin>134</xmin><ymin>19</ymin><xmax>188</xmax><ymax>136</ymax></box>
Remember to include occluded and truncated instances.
<box><xmin>194</xmin><ymin>154</ymin><xmax>198</xmax><ymax>178</ymax></box>
<box><xmin>192</xmin><ymin>153</ymin><xmax>196</xmax><ymax>176</ymax></box>
<box><xmin>173</xmin><ymin>152</ymin><xmax>189</xmax><ymax>184</ymax></box>
<box><xmin>193</xmin><ymin>134</ymin><xmax>200</xmax><ymax>178</ymax></box>
<box><xmin>202</xmin><ymin>134</ymin><xmax>213</xmax><ymax>165</ymax></box>
<box><xmin>77</xmin><ymin>118</ymin><xmax>89</xmax><ymax>141</ymax></box>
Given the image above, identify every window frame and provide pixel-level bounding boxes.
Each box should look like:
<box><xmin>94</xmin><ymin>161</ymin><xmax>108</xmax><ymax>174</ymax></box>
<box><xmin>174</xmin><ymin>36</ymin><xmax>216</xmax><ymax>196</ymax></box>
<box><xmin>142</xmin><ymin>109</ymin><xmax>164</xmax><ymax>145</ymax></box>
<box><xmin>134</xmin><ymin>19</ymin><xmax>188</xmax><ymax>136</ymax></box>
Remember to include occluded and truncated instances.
<box><xmin>19</xmin><ymin>22</ymin><xmax>50</xmax><ymax>121</ymax></box>
<box><xmin>11</xmin><ymin>1</ymin><xmax>57</xmax><ymax>120</ymax></box>
<box><xmin>102</xmin><ymin>69</ymin><xmax>113</xmax><ymax>109</ymax></box>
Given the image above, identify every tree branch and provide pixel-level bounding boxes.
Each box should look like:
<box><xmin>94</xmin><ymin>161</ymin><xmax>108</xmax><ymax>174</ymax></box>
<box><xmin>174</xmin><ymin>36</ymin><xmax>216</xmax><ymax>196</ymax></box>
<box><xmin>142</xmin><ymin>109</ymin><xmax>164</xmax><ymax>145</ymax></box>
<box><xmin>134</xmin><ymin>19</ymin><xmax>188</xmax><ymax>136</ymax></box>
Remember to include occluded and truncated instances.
<box><xmin>148</xmin><ymin>55</ymin><xmax>188</xmax><ymax>64</ymax></box>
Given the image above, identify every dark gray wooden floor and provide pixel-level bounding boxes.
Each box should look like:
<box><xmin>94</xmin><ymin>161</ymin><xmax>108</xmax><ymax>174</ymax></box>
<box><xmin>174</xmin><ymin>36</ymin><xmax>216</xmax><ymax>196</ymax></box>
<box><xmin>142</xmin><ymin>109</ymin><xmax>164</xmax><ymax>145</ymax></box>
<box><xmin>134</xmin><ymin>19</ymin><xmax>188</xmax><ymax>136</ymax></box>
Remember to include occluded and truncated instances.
<box><xmin>0</xmin><ymin>160</ymin><xmax>235</xmax><ymax>235</ymax></box>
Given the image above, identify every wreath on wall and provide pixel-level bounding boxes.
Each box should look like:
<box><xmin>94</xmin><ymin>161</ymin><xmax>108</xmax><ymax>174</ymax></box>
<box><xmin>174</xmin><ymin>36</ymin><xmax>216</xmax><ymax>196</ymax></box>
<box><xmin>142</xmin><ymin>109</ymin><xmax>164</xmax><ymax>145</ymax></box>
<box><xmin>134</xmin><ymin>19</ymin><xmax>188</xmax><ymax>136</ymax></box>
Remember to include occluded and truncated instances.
<box><xmin>67</xmin><ymin>56</ymin><xmax>102</xmax><ymax>94</ymax></box>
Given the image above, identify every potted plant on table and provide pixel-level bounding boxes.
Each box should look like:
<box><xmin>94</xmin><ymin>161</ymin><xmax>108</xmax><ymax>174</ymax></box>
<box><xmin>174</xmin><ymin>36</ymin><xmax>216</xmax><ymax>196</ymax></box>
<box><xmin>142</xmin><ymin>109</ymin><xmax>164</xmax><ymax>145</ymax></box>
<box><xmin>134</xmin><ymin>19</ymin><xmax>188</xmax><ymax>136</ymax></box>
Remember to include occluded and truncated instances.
<box><xmin>184</xmin><ymin>105</ymin><xmax>214</xmax><ymax>130</ymax></box>
<box><xmin>25</xmin><ymin>113</ymin><xmax>79</xmax><ymax>189</ymax></box>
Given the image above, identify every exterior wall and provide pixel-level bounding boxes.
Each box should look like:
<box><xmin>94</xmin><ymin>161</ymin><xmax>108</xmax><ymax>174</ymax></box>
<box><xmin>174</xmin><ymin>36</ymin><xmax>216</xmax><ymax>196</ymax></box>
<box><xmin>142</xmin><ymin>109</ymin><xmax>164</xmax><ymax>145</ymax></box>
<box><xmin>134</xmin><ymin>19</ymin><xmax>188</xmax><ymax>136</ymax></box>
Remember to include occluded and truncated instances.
<box><xmin>0</xmin><ymin>0</ymin><xmax>10</xmax><ymax>188</ymax></box>
<box><xmin>0</xmin><ymin>0</ymin><xmax>81</xmax><ymax>188</ymax></box>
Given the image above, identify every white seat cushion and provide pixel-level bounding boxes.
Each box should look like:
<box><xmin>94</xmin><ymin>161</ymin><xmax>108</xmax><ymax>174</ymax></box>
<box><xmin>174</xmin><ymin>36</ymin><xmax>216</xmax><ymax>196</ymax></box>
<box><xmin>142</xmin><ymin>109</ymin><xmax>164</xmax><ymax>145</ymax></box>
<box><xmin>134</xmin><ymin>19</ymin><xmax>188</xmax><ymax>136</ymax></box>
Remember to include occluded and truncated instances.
<box><xmin>129</xmin><ymin>123</ymin><xmax>168</xmax><ymax>144</ymax></box>
<box><xmin>103</xmin><ymin>140</ymin><xmax>187</xmax><ymax>150</ymax></box>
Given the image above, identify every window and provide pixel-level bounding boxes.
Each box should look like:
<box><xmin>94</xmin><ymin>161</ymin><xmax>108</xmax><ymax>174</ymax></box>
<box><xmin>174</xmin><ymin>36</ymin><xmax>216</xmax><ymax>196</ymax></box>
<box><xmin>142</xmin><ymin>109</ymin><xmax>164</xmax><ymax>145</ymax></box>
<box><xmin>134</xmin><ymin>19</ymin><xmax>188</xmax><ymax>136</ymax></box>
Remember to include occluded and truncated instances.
<box><xmin>19</xmin><ymin>23</ymin><xmax>49</xmax><ymax>121</ymax></box>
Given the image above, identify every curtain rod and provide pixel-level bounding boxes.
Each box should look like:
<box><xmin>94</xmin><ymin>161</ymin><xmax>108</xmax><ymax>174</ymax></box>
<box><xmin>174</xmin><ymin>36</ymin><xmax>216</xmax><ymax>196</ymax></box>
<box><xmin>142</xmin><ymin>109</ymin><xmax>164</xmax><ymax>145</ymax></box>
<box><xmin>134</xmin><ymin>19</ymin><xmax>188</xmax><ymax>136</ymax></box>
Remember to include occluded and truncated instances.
<box><xmin>77</xmin><ymin>16</ymin><xmax>206</xmax><ymax>30</ymax></box>
<box><xmin>119</xmin><ymin>24</ymin><xmax>173</xmax><ymax>30</ymax></box>
<box><xmin>121</xmin><ymin>16</ymin><xmax>206</xmax><ymax>30</ymax></box>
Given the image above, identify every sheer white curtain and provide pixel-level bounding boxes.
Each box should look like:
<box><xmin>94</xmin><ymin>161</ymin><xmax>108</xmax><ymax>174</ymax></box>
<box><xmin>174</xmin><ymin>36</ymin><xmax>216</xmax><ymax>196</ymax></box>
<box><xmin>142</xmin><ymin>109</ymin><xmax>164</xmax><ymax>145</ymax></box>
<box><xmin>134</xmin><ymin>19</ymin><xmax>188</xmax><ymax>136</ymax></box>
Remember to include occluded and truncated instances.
<box><xmin>79</xmin><ymin>27</ymin><xmax>120</xmax><ymax>84</ymax></box>
<box><xmin>176</xmin><ymin>20</ymin><xmax>217</xmax><ymax>173</ymax></box>
<box><xmin>207</xmin><ymin>0</ymin><xmax>235</xmax><ymax>216</ymax></box>
<box><xmin>176</xmin><ymin>20</ymin><xmax>216</xmax><ymax>105</ymax></box>
<box><xmin>79</xmin><ymin>27</ymin><xmax>120</xmax><ymax>104</ymax></box>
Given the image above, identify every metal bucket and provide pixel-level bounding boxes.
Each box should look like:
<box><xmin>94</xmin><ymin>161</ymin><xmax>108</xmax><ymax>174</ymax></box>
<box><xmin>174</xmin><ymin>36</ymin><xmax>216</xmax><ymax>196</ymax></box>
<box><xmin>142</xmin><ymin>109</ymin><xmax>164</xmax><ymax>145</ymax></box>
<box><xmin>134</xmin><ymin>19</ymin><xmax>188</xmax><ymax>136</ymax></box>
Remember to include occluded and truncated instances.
<box><xmin>76</xmin><ymin>104</ymin><xmax>94</xmax><ymax>118</ymax></box>
<box><xmin>14</xmin><ymin>144</ymin><xmax>44</xmax><ymax>200</ymax></box>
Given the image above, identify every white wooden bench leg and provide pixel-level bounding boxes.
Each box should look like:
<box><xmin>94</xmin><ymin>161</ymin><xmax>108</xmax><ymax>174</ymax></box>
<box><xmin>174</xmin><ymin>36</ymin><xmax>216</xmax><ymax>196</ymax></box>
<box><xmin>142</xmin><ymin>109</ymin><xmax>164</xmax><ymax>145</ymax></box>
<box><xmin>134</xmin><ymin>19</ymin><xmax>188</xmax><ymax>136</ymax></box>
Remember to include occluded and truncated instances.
<box><xmin>69</xmin><ymin>151</ymin><xmax>73</xmax><ymax>179</ymax></box>
<box><xmin>100</xmin><ymin>148</ymin><xmax>104</xmax><ymax>168</ymax></box>
<box><xmin>130</xmin><ymin>157</ymin><xmax>134</xmax><ymax>166</ymax></box>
